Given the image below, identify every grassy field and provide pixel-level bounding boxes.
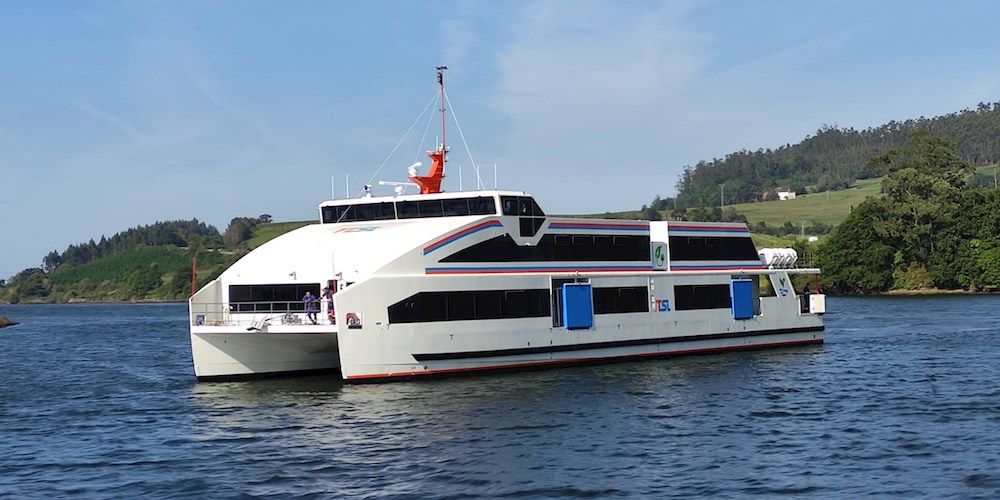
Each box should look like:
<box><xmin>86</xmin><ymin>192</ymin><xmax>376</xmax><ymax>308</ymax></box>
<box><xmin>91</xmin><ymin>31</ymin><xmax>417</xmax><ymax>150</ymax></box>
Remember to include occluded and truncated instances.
<box><xmin>727</xmin><ymin>177</ymin><xmax>883</xmax><ymax>228</ymax></box>
<box><xmin>248</xmin><ymin>221</ymin><xmax>314</xmax><ymax>249</ymax></box>
<box><xmin>728</xmin><ymin>165</ymin><xmax>997</xmax><ymax>228</ymax></box>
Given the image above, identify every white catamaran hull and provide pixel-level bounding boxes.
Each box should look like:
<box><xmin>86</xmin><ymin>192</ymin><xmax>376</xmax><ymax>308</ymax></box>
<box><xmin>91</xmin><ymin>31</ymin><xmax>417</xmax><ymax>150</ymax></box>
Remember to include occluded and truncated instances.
<box><xmin>190</xmin><ymin>330</ymin><xmax>340</xmax><ymax>379</ymax></box>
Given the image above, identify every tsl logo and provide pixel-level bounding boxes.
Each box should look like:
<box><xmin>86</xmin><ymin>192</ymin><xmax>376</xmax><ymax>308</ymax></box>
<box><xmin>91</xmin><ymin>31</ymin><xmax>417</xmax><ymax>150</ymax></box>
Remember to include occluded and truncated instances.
<box><xmin>653</xmin><ymin>298</ymin><xmax>670</xmax><ymax>312</ymax></box>
<box><xmin>335</xmin><ymin>226</ymin><xmax>379</xmax><ymax>233</ymax></box>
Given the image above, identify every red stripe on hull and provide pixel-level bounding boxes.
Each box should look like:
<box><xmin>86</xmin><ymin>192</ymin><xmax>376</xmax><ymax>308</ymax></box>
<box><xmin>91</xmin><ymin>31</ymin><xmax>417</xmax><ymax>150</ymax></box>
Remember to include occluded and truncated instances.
<box><xmin>345</xmin><ymin>338</ymin><xmax>823</xmax><ymax>381</ymax></box>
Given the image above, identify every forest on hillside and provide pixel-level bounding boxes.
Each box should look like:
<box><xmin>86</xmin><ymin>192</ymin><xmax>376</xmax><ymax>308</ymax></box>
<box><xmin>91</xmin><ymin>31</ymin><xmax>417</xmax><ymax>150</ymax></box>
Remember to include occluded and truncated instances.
<box><xmin>676</xmin><ymin>101</ymin><xmax>1000</xmax><ymax>207</ymax></box>
<box><xmin>819</xmin><ymin>132</ymin><xmax>1000</xmax><ymax>293</ymax></box>
<box><xmin>0</xmin><ymin>215</ymin><xmax>272</xmax><ymax>303</ymax></box>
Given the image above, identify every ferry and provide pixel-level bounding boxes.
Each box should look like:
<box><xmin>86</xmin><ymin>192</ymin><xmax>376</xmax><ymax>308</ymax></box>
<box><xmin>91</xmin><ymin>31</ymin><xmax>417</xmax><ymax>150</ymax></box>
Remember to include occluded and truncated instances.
<box><xmin>188</xmin><ymin>68</ymin><xmax>827</xmax><ymax>382</ymax></box>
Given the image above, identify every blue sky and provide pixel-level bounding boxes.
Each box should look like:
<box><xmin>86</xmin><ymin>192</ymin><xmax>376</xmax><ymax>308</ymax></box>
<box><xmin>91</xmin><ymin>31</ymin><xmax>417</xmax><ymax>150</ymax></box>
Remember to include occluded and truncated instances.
<box><xmin>3</xmin><ymin>0</ymin><xmax>1000</xmax><ymax>279</ymax></box>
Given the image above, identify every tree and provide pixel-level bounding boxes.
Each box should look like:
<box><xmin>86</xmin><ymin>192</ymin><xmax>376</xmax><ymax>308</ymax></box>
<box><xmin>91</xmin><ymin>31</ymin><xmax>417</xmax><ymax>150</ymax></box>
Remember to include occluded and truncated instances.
<box><xmin>17</xmin><ymin>272</ymin><xmax>51</xmax><ymax>298</ymax></box>
<box><xmin>817</xmin><ymin>199</ymin><xmax>895</xmax><ymax>293</ymax></box>
<box><xmin>223</xmin><ymin>217</ymin><xmax>259</xmax><ymax>249</ymax></box>
<box><xmin>42</xmin><ymin>250</ymin><xmax>62</xmax><ymax>273</ymax></box>
<box><xmin>125</xmin><ymin>266</ymin><xmax>162</xmax><ymax>296</ymax></box>
<box><xmin>869</xmin><ymin>132</ymin><xmax>971</xmax><ymax>262</ymax></box>
<box><xmin>641</xmin><ymin>206</ymin><xmax>662</xmax><ymax>221</ymax></box>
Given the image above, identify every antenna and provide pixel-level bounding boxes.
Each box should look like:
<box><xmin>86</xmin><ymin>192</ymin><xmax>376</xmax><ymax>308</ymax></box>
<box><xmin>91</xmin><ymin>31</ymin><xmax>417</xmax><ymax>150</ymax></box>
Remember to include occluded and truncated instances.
<box><xmin>330</xmin><ymin>175</ymin><xmax>335</xmax><ymax>199</ymax></box>
<box><xmin>345</xmin><ymin>174</ymin><xmax>349</xmax><ymax>198</ymax></box>
<box><xmin>437</xmin><ymin>66</ymin><xmax>447</xmax><ymax>155</ymax></box>
<box><xmin>459</xmin><ymin>163</ymin><xmax>463</xmax><ymax>191</ymax></box>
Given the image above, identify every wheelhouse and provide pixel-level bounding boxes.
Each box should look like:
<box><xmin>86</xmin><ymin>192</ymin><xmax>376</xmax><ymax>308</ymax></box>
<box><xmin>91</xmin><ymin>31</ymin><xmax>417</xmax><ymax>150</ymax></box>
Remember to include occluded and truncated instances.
<box><xmin>317</xmin><ymin>191</ymin><xmax>545</xmax><ymax>224</ymax></box>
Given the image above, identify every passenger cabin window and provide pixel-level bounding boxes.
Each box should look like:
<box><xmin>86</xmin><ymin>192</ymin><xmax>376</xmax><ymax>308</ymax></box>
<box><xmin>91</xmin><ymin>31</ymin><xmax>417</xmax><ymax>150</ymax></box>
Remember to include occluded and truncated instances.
<box><xmin>668</xmin><ymin>236</ymin><xmax>759</xmax><ymax>261</ymax></box>
<box><xmin>593</xmin><ymin>286</ymin><xmax>649</xmax><ymax>314</ymax></box>
<box><xmin>388</xmin><ymin>289</ymin><xmax>550</xmax><ymax>324</ymax></box>
<box><xmin>228</xmin><ymin>283</ymin><xmax>321</xmax><ymax>312</ymax></box>
<box><xmin>673</xmin><ymin>284</ymin><xmax>731</xmax><ymax>310</ymax></box>
<box><xmin>441</xmin><ymin>234</ymin><xmax>650</xmax><ymax>263</ymax></box>
<box><xmin>322</xmin><ymin>196</ymin><xmax>497</xmax><ymax>223</ymax></box>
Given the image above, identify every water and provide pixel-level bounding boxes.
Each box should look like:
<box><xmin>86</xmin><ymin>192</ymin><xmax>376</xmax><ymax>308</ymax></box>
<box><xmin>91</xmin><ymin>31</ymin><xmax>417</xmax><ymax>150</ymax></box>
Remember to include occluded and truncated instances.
<box><xmin>1</xmin><ymin>298</ymin><xmax>999</xmax><ymax>498</ymax></box>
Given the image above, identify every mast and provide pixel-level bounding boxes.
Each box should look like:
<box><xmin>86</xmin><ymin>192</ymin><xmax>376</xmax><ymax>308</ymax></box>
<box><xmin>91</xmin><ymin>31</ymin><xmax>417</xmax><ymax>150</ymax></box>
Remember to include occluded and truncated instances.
<box><xmin>438</xmin><ymin>66</ymin><xmax>446</xmax><ymax>160</ymax></box>
<box><xmin>410</xmin><ymin>67</ymin><xmax>448</xmax><ymax>194</ymax></box>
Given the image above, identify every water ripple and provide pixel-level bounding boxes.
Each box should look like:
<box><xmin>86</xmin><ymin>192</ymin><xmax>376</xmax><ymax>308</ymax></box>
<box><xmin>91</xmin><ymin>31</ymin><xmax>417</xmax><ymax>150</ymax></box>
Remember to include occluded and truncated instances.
<box><xmin>1</xmin><ymin>299</ymin><xmax>999</xmax><ymax>498</ymax></box>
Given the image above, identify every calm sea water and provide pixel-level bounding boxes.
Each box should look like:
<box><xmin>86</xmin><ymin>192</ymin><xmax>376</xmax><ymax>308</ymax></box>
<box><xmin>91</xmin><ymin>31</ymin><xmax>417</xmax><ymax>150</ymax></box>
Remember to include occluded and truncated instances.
<box><xmin>1</xmin><ymin>298</ymin><xmax>999</xmax><ymax>498</ymax></box>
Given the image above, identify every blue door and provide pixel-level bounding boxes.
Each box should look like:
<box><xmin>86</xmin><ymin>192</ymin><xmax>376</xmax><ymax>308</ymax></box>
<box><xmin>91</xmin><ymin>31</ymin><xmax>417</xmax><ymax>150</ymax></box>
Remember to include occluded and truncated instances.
<box><xmin>731</xmin><ymin>279</ymin><xmax>754</xmax><ymax>320</ymax></box>
<box><xmin>561</xmin><ymin>283</ymin><xmax>594</xmax><ymax>330</ymax></box>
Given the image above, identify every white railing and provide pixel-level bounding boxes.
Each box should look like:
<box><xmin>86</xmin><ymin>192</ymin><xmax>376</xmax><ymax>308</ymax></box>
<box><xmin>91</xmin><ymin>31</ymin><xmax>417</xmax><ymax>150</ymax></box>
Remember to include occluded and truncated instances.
<box><xmin>189</xmin><ymin>301</ymin><xmax>336</xmax><ymax>327</ymax></box>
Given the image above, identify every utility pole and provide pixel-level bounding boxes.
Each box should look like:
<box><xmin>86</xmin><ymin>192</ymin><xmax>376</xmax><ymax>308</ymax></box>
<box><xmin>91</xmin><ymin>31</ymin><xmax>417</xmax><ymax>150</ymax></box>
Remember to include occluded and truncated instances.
<box><xmin>720</xmin><ymin>184</ymin><xmax>725</xmax><ymax>207</ymax></box>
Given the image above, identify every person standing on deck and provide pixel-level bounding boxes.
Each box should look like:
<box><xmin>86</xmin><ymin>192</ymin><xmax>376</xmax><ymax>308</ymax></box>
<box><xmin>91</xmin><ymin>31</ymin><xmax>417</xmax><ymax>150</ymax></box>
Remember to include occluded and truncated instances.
<box><xmin>303</xmin><ymin>291</ymin><xmax>318</xmax><ymax>325</ymax></box>
<box><xmin>321</xmin><ymin>286</ymin><xmax>335</xmax><ymax>324</ymax></box>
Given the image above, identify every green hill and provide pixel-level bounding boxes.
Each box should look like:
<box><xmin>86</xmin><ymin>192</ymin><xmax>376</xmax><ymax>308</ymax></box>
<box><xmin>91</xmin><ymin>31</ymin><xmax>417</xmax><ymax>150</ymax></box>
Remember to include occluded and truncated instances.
<box><xmin>247</xmin><ymin>221</ymin><xmax>314</xmax><ymax>248</ymax></box>
<box><xmin>676</xmin><ymin>102</ymin><xmax>1000</xmax><ymax>207</ymax></box>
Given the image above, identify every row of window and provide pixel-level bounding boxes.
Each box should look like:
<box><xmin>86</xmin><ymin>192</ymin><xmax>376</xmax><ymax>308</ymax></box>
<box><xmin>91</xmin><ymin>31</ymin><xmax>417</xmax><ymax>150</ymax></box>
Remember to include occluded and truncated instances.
<box><xmin>229</xmin><ymin>283</ymin><xmax>321</xmax><ymax>312</ymax></box>
<box><xmin>321</xmin><ymin>196</ymin><xmax>498</xmax><ymax>223</ymax></box>
<box><xmin>593</xmin><ymin>286</ymin><xmax>649</xmax><ymax>314</ymax></box>
<box><xmin>673</xmin><ymin>284</ymin><xmax>731</xmax><ymax>311</ymax></box>
<box><xmin>668</xmin><ymin>236</ymin><xmax>760</xmax><ymax>261</ymax></box>
<box><xmin>388</xmin><ymin>289</ymin><xmax>551</xmax><ymax>324</ymax></box>
<box><xmin>441</xmin><ymin>234</ymin><xmax>651</xmax><ymax>263</ymax></box>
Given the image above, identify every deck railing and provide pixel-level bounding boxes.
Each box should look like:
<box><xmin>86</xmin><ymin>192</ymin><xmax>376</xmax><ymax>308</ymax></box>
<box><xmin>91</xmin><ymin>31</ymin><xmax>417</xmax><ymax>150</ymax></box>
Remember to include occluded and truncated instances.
<box><xmin>189</xmin><ymin>301</ymin><xmax>336</xmax><ymax>327</ymax></box>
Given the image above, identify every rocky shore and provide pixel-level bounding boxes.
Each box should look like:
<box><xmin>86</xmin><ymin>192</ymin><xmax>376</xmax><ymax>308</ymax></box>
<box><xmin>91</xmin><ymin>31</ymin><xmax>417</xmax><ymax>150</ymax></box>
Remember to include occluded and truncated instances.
<box><xmin>0</xmin><ymin>315</ymin><xmax>18</xmax><ymax>328</ymax></box>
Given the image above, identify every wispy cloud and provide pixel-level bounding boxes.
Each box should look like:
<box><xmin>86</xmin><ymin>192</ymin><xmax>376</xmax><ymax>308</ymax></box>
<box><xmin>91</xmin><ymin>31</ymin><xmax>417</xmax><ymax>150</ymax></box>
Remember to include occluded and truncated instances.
<box><xmin>74</xmin><ymin>102</ymin><xmax>152</xmax><ymax>142</ymax></box>
<box><xmin>489</xmin><ymin>1</ymin><xmax>709</xmax><ymax>210</ymax></box>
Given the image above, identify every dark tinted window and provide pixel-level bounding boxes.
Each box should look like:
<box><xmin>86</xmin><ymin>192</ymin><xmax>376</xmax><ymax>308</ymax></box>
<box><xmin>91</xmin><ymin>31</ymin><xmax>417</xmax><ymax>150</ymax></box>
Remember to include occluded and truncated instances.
<box><xmin>469</xmin><ymin>197</ymin><xmax>497</xmax><ymax>215</ymax></box>
<box><xmin>418</xmin><ymin>200</ymin><xmax>443</xmax><ymax>217</ymax></box>
<box><xmin>229</xmin><ymin>283</ymin><xmax>321</xmax><ymax>312</ymax></box>
<box><xmin>475</xmin><ymin>290</ymin><xmax>502</xmax><ymax>319</ymax></box>
<box><xmin>500</xmin><ymin>196</ymin><xmax>544</xmax><ymax>216</ymax></box>
<box><xmin>593</xmin><ymin>286</ymin><xmax>649</xmax><ymax>314</ymax></box>
<box><xmin>519</xmin><ymin>217</ymin><xmax>546</xmax><ymax>237</ymax></box>
<box><xmin>441</xmin><ymin>234</ymin><xmax>651</xmax><ymax>263</ymax></box>
<box><xmin>420</xmin><ymin>292</ymin><xmax>448</xmax><ymax>322</ymax></box>
<box><xmin>442</xmin><ymin>198</ymin><xmax>470</xmax><ymax>216</ymax></box>
<box><xmin>674</xmin><ymin>284</ymin><xmax>731</xmax><ymax>310</ymax></box>
<box><xmin>388</xmin><ymin>289</ymin><xmax>549</xmax><ymax>323</ymax></box>
<box><xmin>669</xmin><ymin>236</ymin><xmax>759</xmax><ymax>261</ymax></box>
<box><xmin>321</xmin><ymin>202</ymin><xmax>394</xmax><ymax>223</ymax></box>
<box><xmin>396</xmin><ymin>201</ymin><xmax>420</xmax><ymax>219</ymax></box>
<box><xmin>501</xmin><ymin>196</ymin><xmax>519</xmax><ymax>216</ymax></box>
<box><xmin>447</xmin><ymin>291</ymin><xmax>476</xmax><ymax>320</ymax></box>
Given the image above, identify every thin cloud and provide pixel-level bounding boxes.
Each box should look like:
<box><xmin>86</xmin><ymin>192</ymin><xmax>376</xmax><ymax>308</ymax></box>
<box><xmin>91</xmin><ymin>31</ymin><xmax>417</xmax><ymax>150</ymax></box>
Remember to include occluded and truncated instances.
<box><xmin>74</xmin><ymin>102</ymin><xmax>152</xmax><ymax>142</ymax></box>
<box><xmin>488</xmin><ymin>1</ymin><xmax>709</xmax><ymax>210</ymax></box>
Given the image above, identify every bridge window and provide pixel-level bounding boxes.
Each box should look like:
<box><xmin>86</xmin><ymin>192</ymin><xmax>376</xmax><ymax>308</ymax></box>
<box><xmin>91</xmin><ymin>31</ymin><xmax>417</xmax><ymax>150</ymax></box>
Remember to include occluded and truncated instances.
<box><xmin>500</xmin><ymin>196</ymin><xmax>545</xmax><ymax>216</ymax></box>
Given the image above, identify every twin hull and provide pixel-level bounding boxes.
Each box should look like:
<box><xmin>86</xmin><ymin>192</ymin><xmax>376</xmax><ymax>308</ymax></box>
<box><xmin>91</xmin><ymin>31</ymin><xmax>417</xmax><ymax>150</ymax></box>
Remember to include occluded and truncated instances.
<box><xmin>190</xmin><ymin>272</ymin><xmax>823</xmax><ymax>381</ymax></box>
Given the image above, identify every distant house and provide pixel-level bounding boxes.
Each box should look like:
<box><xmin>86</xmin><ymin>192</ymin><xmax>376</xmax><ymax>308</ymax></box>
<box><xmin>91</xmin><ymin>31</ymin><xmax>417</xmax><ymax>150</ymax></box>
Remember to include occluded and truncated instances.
<box><xmin>777</xmin><ymin>191</ymin><xmax>797</xmax><ymax>201</ymax></box>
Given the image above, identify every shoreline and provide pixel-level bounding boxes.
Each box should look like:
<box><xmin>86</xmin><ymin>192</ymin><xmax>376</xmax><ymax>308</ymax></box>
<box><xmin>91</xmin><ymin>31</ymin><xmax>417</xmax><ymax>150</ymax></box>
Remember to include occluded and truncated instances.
<box><xmin>881</xmin><ymin>288</ymin><xmax>988</xmax><ymax>296</ymax></box>
<box><xmin>1</xmin><ymin>299</ymin><xmax>188</xmax><ymax>306</ymax></box>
